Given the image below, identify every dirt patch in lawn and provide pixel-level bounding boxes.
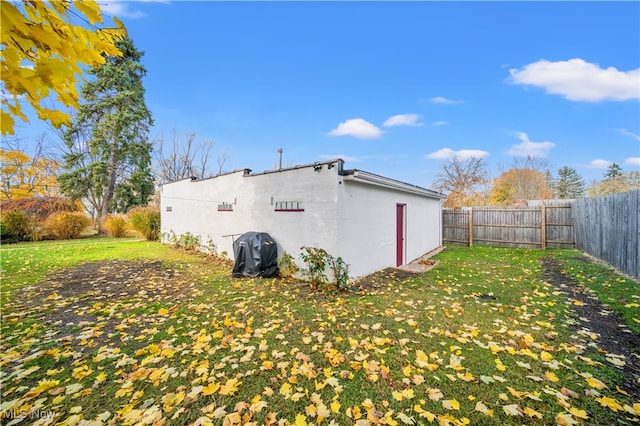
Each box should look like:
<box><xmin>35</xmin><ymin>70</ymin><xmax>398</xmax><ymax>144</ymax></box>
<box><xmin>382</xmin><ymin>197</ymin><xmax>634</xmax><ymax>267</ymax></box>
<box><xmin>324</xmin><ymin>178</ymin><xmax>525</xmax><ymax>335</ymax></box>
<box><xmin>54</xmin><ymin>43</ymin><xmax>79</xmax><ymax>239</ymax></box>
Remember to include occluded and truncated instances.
<box><xmin>354</xmin><ymin>267</ymin><xmax>422</xmax><ymax>291</ymax></box>
<box><xmin>354</xmin><ymin>248</ymin><xmax>443</xmax><ymax>291</ymax></box>
<box><xmin>541</xmin><ymin>257</ymin><xmax>640</xmax><ymax>396</ymax></box>
<box><xmin>44</xmin><ymin>260</ymin><xmax>185</xmax><ymax>300</ymax></box>
<box><xmin>17</xmin><ymin>260</ymin><xmax>202</xmax><ymax>348</ymax></box>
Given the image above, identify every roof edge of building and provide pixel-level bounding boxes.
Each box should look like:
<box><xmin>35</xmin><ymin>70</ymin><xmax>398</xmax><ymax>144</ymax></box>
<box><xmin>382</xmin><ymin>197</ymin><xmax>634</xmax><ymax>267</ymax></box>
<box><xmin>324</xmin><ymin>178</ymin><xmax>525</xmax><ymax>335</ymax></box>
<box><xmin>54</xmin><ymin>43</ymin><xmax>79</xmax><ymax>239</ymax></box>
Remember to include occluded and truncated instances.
<box><xmin>162</xmin><ymin>158</ymin><xmax>445</xmax><ymax>199</ymax></box>
<box><xmin>342</xmin><ymin>169</ymin><xmax>446</xmax><ymax>199</ymax></box>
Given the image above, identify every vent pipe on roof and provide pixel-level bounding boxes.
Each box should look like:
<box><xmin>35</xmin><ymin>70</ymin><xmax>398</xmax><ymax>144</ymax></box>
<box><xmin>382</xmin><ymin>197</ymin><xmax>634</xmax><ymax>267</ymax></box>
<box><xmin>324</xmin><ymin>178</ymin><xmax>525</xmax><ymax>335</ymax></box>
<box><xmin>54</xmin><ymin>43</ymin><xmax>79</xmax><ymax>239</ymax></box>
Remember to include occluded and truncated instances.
<box><xmin>277</xmin><ymin>148</ymin><xmax>283</xmax><ymax>170</ymax></box>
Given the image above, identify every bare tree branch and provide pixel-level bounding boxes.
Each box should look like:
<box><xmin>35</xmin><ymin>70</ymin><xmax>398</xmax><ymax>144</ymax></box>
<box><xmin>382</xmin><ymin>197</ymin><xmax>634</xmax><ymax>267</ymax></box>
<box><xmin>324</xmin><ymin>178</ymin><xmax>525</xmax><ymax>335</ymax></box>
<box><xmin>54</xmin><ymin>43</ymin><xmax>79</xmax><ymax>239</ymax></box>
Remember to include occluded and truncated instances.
<box><xmin>217</xmin><ymin>148</ymin><xmax>230</xmax><ymax>175</ymax></box>
<box><xmin>433</xmin><ymin>156</ymin><xmax>489</xmax><ymax>208</ymax></box>
<box><xmin>154</xmin><ymin>131</ymin><xmax>227</xmax><ymax>184</ymax></box>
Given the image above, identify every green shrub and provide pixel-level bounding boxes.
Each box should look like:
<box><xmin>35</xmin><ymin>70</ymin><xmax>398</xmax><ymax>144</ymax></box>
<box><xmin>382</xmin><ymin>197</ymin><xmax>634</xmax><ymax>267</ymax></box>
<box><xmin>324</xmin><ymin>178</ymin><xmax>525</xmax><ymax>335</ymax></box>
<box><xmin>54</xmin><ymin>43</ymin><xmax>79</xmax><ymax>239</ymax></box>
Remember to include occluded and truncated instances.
<box><xmin>300</xmin><ymin>246</ymin><xmax>330</xmax><ymax>289</ymax></box>
<box><xmin>104</xmin><ymin>214</ymin><xmax>128</xmax><ymax>238</ymax></box>
<box><xmin>128</xmin><ymin>206</ymin><xmax>160</xmax><ymax>241</ymax></box>
<box><xmin>45</xmin><ymin>212</ymin><xmax>91</xmax><ymax>239</ymax></box>
<box><xmin>299</xmin><ymin>246</ymin><xmax>350</xmax><ymax>291</ymax></box>
<box><xmin>331</xmin><ymin>256</ymin><xmax>350</xmax><ymax>290</ymax></box>
<box><xmin>163</xmin><ymin>230</ymin><xmax>202</xmax><ymax>251</ymax></box>
<box><xmin>176</xmin><ymin>232</ymin><xmax>201</xmax><ymax>251</ymax></box>
<box><xmin>203</xmin><ymin>237</ymin><xmax>217</xmax><ymax>255</ymax></box>
<box><xmin>0</xmin><ymin>209</ymin><xmax>41</xmax><ymax>241</ymax></box>
<box><xmin>0</xmin><ymin>221</ymin><xmax>19</xmax><ymax>243</ymax></box>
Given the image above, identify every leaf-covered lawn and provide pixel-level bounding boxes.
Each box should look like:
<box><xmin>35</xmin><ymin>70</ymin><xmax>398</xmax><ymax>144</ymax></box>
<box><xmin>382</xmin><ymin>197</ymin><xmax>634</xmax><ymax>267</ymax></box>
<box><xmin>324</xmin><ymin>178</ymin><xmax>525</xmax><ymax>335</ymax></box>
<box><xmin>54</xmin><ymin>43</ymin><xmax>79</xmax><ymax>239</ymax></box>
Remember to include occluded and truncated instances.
<box><xmin>1</xmin><ymin>240</ymin><xmax>639</xmax><ymax>425</ymax></box>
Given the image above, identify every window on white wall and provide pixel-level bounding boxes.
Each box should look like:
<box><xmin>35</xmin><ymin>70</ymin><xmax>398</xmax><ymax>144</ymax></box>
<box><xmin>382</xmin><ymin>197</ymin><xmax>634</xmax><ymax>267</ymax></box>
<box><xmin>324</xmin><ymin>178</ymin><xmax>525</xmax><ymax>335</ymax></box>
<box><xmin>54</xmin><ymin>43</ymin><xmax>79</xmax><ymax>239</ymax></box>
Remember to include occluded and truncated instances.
<box><xmin>275</xmin><ymin>201</ymin><xmax>304</xmax><ymax>212</ymax></box>
<box><xmin>166</xmin><ymin>206</ymin><xmax>172</xmax><ymax>212</ymax></box>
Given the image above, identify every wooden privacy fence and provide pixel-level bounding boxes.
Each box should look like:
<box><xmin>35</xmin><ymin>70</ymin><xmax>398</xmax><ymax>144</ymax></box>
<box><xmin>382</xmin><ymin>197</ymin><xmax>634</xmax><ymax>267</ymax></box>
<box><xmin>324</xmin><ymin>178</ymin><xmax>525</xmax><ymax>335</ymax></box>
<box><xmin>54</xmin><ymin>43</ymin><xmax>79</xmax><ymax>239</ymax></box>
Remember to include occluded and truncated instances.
<box><xmin>573</xmin><ymin>190</ymin><xmax>639</xmax><ymax>280</ymax></box>
<box><xmin>442</xmin><ymin>200</ymin><xmax>575</xmax><ymax>249</ymax></box>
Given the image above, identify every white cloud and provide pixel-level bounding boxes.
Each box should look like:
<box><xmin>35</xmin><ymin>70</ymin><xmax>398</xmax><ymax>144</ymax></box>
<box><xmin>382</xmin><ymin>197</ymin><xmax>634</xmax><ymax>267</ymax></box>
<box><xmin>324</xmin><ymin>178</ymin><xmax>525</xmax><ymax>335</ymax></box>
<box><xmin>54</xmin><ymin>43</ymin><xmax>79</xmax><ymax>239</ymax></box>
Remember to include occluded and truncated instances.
<box><xmin>383</xmin><ymin>113</ymin><xmax>423</xmax><ymax>127</ymax></box>
<box><xmin>617</xmin><ymin>128</ymin><xmax>640</xmax><ymax>141</ymax></box>
<box><xmin>625</xmin><ymin>157</ymin><xmax>640</xmax><ymax>166</ymax></box>
<box><xmin>426</xmin><ymin>148</ymin><xmax>489</xmax><ymax>160</ymax></box>
<box><xmin>429</xmin><ymin>96</ymin><xmax>462</xmax><ymax>104</ymax></box>
<box><xmin>432</xmin><ymin>120</ymin><xmax>448</xmax><ymax>127</ymax></box>
<box><xmin>318</xmin><ymin>154</ymin><xmax>360</xmax><ymax>162</ymax></box>
<box><xmin>100</xmin><ymin>0</ymin><xmax>169</xmax><ymax>19</ymax></box>
<box><xmin>328</xmin><ymin>118</ymin><xmax>383</xmax><ymax>139</ymax></box>
<box><xmin>589</xmin><ymin>159</ymin><xmax>613</xmax><ymax>169</ymax></box>
<box><xmin>509</xmin><ymin>58</ymin><xmax>640</xmax><ymax>102</ymax></box>
<box><xmin>100</xmin><ymin>2</ymin><xmax>145</xmax><ymax>18</ymax></box>
<box><xmin>507</xmin><ymin>132</ymin><xmax>555</xmax><ymax>157</ymax></box>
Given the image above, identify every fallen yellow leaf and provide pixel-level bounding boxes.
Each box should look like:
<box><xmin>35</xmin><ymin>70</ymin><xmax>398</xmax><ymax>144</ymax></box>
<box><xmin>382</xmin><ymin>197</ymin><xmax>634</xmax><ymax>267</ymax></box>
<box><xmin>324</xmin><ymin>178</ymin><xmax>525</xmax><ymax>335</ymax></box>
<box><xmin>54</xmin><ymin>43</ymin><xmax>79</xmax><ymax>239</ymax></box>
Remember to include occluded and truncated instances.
<box><xmin>585</xmin><ymin>376</ymin><xmax>607</xmax><ymax>390</ymax></box>
<box><xmin>280</xmin><ymin>382</ymin><xmax>292</xmax><ymax>397</ymax></box>
<box><xmin>474</xmin><ymin>401</ymin><xmax>493</xmax><ymax>416</ymax></box>
<box><xmin>596</xmin><ymin>396</ymin><xmax>623</xmax><ymax>412</ymax></box>
<box><xmin>523</xmin><ymin>407</ymin><xmax>542</xmax><ymax>419</ymax></box>
<box><xmin>219</xmin><ymin>378</ymin><xmax>240</xmax><ymax>396</ymax></box>
<box><xmin>442</xmin><ymin>399</ymin><xmax>460</xmax><ymax>410</ymax></box>
<box><xmin>502</xmin><ymin>404</ymin><xmax>522</xmax><ymax>416</ymax></box>
<box><xmin>202</xmin><ymin>382</ymin><xmax>220</xmax><ymax>396</ymax></box>
<box><xmin>568</xmin><ymin>407</ymin><xmax>589</xmax><ymax>420</ymax></box>
<box><xmin>544</xmin><ymin>371</ymin><xmax>559</xmax><ymax>383</ymax></box>
<box><xmin>555</xmin><ymin>412</ymin><xmax>579</xmax><ymax>425</ymax></box>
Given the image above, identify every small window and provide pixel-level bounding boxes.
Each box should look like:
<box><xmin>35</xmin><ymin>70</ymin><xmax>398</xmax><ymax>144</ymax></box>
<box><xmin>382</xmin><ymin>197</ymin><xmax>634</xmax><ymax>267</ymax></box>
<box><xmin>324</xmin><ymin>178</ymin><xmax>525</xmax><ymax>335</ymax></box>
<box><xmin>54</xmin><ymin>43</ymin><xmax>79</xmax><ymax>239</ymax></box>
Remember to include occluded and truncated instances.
<box><xmin>166</xmin><ymin>206</ymin><xmax>172</xmax><ymax>212</ymax></box>
<box><xmin>218</xmin><ymin>202</ymin><xmax>233</xmax><ymax>211</ymax></box>
<box><xmin>275</xmin><ymin>201</ymin><xmax>304</xmax><ymax>212</ymax></box>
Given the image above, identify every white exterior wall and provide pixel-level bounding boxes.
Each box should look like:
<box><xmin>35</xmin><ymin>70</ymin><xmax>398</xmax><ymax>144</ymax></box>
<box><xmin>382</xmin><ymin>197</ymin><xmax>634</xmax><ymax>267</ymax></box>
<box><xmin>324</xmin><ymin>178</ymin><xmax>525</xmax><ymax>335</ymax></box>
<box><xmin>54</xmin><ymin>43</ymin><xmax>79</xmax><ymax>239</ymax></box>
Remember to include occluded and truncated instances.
<box><xmin>161</xmin><ymin>171</ymin><xmax>245</xmax><ymax>255</ymax></box>
<box><xmin>161</xmin><ymin>166</ymin><xmax>340</xmax><ymax>261</ymax></box>
<box><xmin>337</xmin><ymin>179</ymin><xmax>443</xmax><ymax>277</ymax></box>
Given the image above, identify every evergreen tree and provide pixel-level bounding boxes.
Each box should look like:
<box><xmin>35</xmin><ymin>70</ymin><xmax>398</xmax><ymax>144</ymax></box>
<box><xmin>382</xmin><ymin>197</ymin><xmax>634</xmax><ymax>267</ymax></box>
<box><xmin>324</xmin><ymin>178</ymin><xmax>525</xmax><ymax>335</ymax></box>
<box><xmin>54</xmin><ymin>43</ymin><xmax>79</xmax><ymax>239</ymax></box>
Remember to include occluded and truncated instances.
<box><xmin>544</xmin><ymin>169</ymin><xmax>556</xmax><ymax>196</ymax></box>
<box><xmin>59</xmin><ymin>37</ymin><xmax>154</xmax><ymax>225</ymax></box>
<box><xmin>555</xmin><ymin>166</ymin><xmax>586</xmax><ymax>198</ymax></box>
<box><xmin>588</xmin><ymin>170</ymin><xmax>640</xmax><ymax>196</ymax></box>
<box><xmin>604</xmin><ymin>163</ymin><xmax>623</xmax><ymax>179</ymax></box>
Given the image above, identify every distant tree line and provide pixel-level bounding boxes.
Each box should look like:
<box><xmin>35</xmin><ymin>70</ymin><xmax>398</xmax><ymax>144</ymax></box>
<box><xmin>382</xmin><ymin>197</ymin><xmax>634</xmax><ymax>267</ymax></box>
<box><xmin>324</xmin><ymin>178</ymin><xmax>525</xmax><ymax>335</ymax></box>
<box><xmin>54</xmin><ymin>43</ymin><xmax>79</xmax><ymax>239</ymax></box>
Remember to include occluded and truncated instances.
<box><xmin>433</xmin><ymin>156</ymin><xmax>638</xmax><ymax>209</ymax></box>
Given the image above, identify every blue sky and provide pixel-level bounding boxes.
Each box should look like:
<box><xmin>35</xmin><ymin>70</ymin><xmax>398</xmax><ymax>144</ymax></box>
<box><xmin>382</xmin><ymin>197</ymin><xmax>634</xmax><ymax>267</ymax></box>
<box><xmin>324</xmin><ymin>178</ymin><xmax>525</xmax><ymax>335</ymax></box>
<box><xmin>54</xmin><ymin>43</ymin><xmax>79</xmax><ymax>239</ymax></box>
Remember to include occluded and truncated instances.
<box><xmin>13</xmin><ymin>1</ymin><xmax>640</xmax><ymax>188</ymax></box>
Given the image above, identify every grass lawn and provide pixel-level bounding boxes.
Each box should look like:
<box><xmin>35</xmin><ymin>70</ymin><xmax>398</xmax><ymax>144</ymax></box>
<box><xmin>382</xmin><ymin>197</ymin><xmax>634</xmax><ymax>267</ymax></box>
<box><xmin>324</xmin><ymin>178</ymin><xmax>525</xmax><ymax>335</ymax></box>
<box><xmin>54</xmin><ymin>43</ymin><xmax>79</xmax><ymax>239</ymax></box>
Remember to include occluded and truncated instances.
<box><xmin>1</xmin><ymin>239</ymin><xmax>638</xmax><ymax>425</ymax></box>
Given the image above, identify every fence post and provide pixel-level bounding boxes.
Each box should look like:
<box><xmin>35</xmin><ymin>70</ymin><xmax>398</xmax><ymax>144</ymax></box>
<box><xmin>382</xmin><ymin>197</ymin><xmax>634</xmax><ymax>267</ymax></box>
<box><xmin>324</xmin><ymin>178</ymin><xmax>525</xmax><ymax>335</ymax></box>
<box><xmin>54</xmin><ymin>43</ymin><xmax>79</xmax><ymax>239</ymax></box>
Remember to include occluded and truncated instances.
<box><xmin>540</xmin><ymin>204</ymin><xmax>546</xmax><ymax>250</ymax></box>
<box><xmin>468</xmin><ymin>207</ymin><xmax>473</xmax><ymax>247</ymax></box>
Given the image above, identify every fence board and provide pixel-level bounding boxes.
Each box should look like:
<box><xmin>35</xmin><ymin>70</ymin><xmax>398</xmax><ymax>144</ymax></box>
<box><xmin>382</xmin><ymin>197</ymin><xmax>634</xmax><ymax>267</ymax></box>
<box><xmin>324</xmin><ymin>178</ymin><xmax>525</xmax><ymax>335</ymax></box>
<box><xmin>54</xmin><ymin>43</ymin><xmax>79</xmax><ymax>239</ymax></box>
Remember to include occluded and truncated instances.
<box><xmin>442</xmin><ymin>210</ymin><xmax>470</xmax><ymax>246</ymax></box>
<box><xmin>572</xmin><ymin>190</ymin><xmax>639</xmax><ymax>280</ymax></box>
<box><xmin>442</xmin><ymin>200</ymin><xmax>575</xmax><ymax>249</ymax></box>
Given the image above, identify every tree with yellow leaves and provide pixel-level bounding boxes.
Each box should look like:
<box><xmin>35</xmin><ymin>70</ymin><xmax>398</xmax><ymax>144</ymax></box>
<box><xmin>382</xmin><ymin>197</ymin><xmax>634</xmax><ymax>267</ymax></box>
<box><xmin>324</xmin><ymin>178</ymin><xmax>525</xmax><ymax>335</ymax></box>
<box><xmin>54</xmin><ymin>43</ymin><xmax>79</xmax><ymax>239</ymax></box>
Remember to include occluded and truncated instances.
<box><xmin>488</xmin><ymin>168</ymin><xmax>553</xmax><ymax>206</ymax></box>
<box><xmin>0</xmin><ymin>0</ymin><xmax>126</xmax><ymax>135</ymax></box>
<box><xmin>0</xmin><ymin>135</ymin><xmax>60</xmax><ymax>200</ymax></box>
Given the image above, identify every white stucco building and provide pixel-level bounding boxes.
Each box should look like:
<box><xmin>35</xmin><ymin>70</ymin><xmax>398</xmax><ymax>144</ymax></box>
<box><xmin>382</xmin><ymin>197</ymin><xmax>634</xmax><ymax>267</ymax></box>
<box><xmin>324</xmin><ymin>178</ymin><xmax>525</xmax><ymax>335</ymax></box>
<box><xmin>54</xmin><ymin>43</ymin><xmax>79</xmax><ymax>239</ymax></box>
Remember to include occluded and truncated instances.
<box><xmin>160</xmin><ymin>159</ymin><xmax>445</xmax><ymax>278</ymax></box>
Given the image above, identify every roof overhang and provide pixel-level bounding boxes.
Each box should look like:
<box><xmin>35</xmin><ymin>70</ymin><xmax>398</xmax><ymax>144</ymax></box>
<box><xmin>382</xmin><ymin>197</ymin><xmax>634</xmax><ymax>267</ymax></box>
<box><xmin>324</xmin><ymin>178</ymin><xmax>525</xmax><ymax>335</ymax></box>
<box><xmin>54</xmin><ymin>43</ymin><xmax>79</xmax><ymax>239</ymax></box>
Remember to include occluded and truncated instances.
<box><xmin>342</xmin><ymin>170</ymin><xmax>446</xmax><ymax>199</ymax></box>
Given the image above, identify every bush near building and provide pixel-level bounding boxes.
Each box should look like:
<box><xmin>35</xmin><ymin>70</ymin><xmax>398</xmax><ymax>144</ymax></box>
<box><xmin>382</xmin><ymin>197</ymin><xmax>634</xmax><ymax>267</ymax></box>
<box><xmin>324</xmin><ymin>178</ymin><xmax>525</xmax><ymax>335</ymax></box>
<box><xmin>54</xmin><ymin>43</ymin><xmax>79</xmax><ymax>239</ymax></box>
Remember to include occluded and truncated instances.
<box><xmin>128</xmin><ymin>206</ymin><xmax>160</xmax><ymax>241</ymax></box>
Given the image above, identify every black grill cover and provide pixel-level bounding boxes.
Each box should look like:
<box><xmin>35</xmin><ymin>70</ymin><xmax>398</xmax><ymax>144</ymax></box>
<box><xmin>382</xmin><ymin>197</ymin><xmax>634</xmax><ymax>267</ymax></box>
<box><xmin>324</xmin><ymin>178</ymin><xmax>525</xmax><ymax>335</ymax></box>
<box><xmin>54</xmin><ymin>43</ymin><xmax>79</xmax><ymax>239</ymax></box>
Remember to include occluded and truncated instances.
<box><xmin>231</xmin><ymin>232</ymin><xmax>279</xmax><ymax>278</ymax></box>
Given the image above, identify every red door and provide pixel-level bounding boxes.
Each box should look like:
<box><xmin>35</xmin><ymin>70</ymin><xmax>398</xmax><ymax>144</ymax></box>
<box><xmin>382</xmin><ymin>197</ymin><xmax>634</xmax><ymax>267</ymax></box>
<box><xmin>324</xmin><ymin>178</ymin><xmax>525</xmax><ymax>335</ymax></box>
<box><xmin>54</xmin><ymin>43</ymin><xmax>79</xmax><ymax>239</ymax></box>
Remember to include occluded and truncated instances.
<box><xmin>396</xmin><ymin>204</ymin><xmax>406</xmax><ymax>266</ymax></box>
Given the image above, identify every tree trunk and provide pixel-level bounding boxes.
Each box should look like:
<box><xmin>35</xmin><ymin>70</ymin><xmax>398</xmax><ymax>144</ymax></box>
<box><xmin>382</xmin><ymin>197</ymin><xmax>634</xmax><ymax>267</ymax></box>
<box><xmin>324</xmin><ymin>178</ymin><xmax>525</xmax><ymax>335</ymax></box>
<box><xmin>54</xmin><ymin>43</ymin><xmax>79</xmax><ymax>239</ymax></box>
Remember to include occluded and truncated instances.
<box><xmin>99</xmin><ymin>139</ymin><xmax>119</xmax><ymax>227</ymax></box>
